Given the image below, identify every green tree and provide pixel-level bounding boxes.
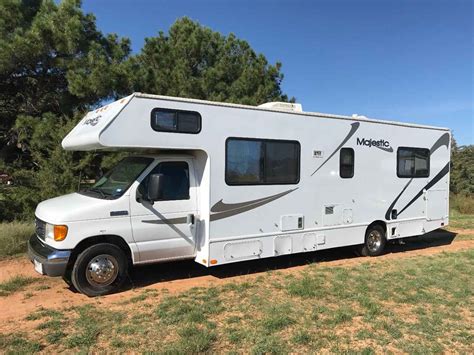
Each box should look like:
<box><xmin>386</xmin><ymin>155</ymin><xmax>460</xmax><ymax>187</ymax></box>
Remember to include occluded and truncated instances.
<box><xmin>0</xmin><ymin>0</ymin><xmax>132</xmax><ymax>164</ymax></box>
<box><xmin>0</xmin><ymin>0</ymin><xmax>132</xmax><ymax>220</ymax></box>
<box><xmin>451</xmin><ymin>144</ymin><xmax>474</xmax><ymax>195</ymax></box>
<box><xmin>133</xmin><ymin>17</ymin><xmax>291</xmax><ymax>104</ymax></box>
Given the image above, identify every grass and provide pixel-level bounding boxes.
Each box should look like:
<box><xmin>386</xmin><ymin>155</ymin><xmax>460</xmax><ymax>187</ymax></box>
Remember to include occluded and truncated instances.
<box><xmin>451</xmin><ymin>194</ymin><xmax>474</xmax><ymax>215</ymax></box>
<box><xmin>450</xmin><ymin>209</ymin><xmax>474</xmax><ymax>230</ymax></box>
<box><xmin>0</xmin><ymin>221</ymin><xmax>34</xmax><ymax>258</ymax></box>
<box><xmin>0</xmin><ymin>275</ymin><xmax>37</xmax><ymax>296</ymax></box>
<box><xmin>0</xmin><ymin>334</ymin><xmax>42</xmax><ymax>353</ymax></box>
<box><xmin>0</xmin><ymin>248</ymin><xmax>470</xmax><ymax>353</ymax></box>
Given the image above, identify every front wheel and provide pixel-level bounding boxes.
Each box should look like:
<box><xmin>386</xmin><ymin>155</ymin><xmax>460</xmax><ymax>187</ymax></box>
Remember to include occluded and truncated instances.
<box><xmin>360</xmin><ymin>225</ymin><xmax>386</xmax><ymax>256</ymax></box>
<box><xmin>71</xmin><ymin>243</ymin><xmax>128</xmax><ymax>297</ymax></box>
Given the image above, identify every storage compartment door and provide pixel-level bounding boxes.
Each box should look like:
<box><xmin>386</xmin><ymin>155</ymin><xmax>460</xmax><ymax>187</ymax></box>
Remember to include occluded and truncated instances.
<box><xmin>426</xmin><ymin>189</ymin><xmax>447</xmax><ymax>221</ymax></box>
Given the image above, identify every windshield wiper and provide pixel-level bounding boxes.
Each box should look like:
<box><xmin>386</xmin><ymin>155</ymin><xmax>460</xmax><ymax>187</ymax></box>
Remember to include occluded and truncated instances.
<box><xmin>88</xmin><ymin>187</ymin><xmax>108</xmax><ymax>199</ymax></box>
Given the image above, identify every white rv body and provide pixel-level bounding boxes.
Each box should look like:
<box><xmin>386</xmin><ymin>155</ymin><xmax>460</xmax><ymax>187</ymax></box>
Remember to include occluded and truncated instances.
<box><xmin>29</xmin><ymin>93</ymin><xmax>450</xmax><ymax>293</ymax></box>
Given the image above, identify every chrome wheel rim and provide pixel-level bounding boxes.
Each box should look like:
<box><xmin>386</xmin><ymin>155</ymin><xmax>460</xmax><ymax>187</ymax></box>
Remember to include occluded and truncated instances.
<box><xmin>86</xmin><ymin>254</ymin><xmax>119</xmax><ymax>287</ymax></box>
<box><xmin>367</xmin><ymin>230</ymin><xmax>382</xmax><ymax>252</ymax></box>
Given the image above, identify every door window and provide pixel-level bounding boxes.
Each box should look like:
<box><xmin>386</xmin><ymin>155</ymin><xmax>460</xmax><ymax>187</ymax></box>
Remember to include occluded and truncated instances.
<box><xmin>140</xmin><ymin>161</ymin><xmax>190</xmax><ymax>200</ymax></box>
<box><xmin>397</xmin><ymin>147</ymin><xmax>430</xmax><ymax>178</ymax></box>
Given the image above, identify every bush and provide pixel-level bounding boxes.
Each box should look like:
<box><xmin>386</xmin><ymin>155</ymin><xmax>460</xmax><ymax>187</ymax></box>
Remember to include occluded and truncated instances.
<box><xmin>451</xmin><ymin>194</ymin><xmax>474</xmax><ymax>215</ymax></box>
<box><xmin>0</xmin><ymin>221</ymin><xmax>34</xmax><ymax>258</ymax></box>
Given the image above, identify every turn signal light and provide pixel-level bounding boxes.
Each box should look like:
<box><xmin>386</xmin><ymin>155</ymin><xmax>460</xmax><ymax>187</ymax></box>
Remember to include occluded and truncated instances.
<box><xmin>53</xmin><ymin>225</ymin><xmax>68</xmax><ymax>241</ymax></box>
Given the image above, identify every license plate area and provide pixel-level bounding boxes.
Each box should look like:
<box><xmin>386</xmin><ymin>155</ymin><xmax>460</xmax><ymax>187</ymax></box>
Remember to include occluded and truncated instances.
<box><xmin>34</xmin><ymin>259</ymin><xmax>44</xmax><ymax>275</ymax></box>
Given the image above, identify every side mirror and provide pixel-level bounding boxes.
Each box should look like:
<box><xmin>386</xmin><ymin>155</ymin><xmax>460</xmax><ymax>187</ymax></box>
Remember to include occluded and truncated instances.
<box><xmin>147</xmin><ymin>173</ymin><xmax>164</xmax><ymax>201</ymax></box>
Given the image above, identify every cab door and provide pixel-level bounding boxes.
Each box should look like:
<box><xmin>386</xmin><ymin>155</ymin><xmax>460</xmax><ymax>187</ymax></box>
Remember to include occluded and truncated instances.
<box><xmin>130</xmin><ymin>159</ymin><xmax>198</xmax><ymax>262</ymax></box>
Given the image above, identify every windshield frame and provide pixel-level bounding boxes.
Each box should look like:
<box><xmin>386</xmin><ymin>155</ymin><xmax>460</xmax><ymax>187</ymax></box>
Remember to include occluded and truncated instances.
<box><xmin>79</xmin><ymin>156</ymin><xmax>154</xmax><ymax>200</ymax></box>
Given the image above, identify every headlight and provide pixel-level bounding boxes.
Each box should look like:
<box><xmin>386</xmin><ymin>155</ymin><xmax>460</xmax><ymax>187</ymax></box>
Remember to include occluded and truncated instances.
<box><xmin>45</xmin><ymin>223</ymin><xmax>68</xmax><ymax>241</ymax></box>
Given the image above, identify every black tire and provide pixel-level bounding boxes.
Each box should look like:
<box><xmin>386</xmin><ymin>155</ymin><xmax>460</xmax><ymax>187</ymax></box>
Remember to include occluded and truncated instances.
<box><xmin>71</xmin><ymin>243</ymin><xmax>128</xmax><ymax>297</ymax></box>
<box><xmin>360</xmin><ymin>224</ymin><xmax>386</xmax><ymax>257</ymax></box>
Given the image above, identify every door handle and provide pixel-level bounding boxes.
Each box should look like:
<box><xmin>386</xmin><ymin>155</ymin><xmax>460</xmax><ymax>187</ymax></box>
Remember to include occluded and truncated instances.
<box><xmin>187</xmin><ymin>213</ymin><xmax>195</xmax><ymax>225</ymax></box>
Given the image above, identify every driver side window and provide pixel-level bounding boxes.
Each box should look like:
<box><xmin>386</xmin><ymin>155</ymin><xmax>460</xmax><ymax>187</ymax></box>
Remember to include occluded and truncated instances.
<box><xmin>140</xmin><ymin>161</ymin><xmax>190</xmax><ymax>201</ymax></box>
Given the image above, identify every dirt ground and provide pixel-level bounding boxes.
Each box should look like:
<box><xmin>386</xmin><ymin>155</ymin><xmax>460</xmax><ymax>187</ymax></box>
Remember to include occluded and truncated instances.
<box><xmin>0</xmin><ymin>228</ymin><xmax>473</xmax><ymax>333</ymax></box>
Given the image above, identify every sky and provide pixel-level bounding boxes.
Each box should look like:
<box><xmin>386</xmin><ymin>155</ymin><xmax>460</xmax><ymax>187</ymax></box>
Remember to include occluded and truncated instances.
<box><xmin>81</xmin><ymin>0</ymin><xmax>473</xmax><ymax>145</ymax></box>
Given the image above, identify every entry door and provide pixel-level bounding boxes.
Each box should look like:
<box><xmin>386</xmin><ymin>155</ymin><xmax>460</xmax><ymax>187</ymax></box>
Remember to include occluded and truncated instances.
<box><xmin>130</xmin><ymin>160</ymin><xmax>198</xmax><ymax>262</ymax></box>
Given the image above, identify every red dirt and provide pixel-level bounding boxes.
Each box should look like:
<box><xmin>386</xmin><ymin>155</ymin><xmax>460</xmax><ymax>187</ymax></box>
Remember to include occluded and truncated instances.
<box><xmin>0</xmin><ymin>229</ymin><xmax>473</xmax><ymax>333</ymax></box>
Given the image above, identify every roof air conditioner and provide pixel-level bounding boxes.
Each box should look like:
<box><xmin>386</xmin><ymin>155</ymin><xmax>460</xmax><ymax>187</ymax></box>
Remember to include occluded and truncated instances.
<box><xmin>258</xmin><ymin>102</ymin><xmax>303</xmax><ymax>112</ymax></box>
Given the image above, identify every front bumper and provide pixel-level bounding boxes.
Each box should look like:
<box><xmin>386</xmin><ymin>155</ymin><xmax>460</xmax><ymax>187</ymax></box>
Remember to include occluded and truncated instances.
<box><xmin>27</xmin><ymin>235</ymin><xmax>71</xmax><ymax>277</ymax></box>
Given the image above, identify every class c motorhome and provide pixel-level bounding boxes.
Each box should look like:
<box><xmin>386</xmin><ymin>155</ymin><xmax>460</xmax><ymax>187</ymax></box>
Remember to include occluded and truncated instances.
<box><xmin>28</xmin><ymin>93</ymin><xmax>451</xmax><ymax>296</ymax></box>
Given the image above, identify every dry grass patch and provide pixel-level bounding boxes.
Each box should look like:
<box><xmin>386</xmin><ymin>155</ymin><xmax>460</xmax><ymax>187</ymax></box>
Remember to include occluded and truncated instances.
<box><xmin>0</xmin><ymin>221</ymin><xmax>34</xmax><ymax>258</ymax></box>
<box><xmin>0</xmin><ymin>275</ymin><xmax>37</xmax><ymax>296</ymax></box>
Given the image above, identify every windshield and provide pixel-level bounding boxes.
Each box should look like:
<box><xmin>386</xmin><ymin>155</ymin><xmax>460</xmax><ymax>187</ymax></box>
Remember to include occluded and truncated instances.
<box><xmin>80</xmin><ymin>157</ymin><xmax>153</xmax><ymax>199</ymax></box>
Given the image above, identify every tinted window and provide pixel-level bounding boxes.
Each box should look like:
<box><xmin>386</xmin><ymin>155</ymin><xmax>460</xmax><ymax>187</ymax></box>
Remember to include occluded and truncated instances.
<box><xmin>179</xmin><ymin>111</ymin><xmax>201</xmax><ymax>133</ymax></box>
<box><xmin>226</xmin><ymin>138</ymin><xmax>300</xmax><ymax>185</ymax></box>
<box><xmin>140</xmin><ymin>161</ymin><xmax>190</xmax><ymax>200</ymax></box>
<box><xmin>397</xmin><ymin>147</ymin><xmax>430</xmax><ymax>178</ymax></box>
<box><xmin>151</xmin><ymin>108</ymin><xmax>201</xmax><ymax>134</ymax></box>
<box><xmin>226</xmin><ymin>139</ymin><xmax>263</xmax><ymax>184</ymax></box>
<box><xmin>265</xmin><ymin>141</ymin><xmax>300</xmax><ymax>183</ymax></box>
<box><xmin>340</xmin><ymin>148</ymin><xmax>354</xmax><ymax>178</ymax></box>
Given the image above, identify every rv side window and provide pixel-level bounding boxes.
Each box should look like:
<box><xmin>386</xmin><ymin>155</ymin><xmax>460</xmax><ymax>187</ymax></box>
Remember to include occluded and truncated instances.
<box><xmin>140</xmin><ymin>161</ymin><xmax>190</xmax><ymax>200</ymax></box>
<box><xmin>340</xmin><ymin>148</ymin><xmax>354</xmax><ymax>178</ymax></box>
<box><xmin>397</xmin><ymin>147</ymin><xmax>430</xmax><ymax>178</ymax></box>
<box><xmin>151</xmin><ymin>108</ymin><xmax>201</xmax><ymax>134</ymax></box>
<box><xmin>226</xmin><ymin>138</ymin><xmax>300</xmax><ymax>185</ymax></box>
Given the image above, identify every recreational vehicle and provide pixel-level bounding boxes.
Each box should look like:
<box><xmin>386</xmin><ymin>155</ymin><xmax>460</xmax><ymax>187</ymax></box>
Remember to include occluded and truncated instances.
<box><xmin>28</xmin><ymin>93</ymin><xmax>451</xmax><ymax>296</ymax></box>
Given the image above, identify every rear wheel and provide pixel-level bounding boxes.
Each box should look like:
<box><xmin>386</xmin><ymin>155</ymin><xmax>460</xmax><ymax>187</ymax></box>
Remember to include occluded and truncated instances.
<box><xmin>360</xmin><ymin>225</ymin><xmax>386</xmax><ymax>256</ymax></box>
<box><xmin>71</xmin><ymin>243</ymin><xmax>128</xmax><ymax>297</ymax></box>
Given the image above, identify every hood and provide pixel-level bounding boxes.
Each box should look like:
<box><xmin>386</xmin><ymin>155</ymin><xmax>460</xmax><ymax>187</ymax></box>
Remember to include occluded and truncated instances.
<box><xmin>35</xmin><ymin>192</ymin><xmax>129</xmax><ymax>224</ymax></box>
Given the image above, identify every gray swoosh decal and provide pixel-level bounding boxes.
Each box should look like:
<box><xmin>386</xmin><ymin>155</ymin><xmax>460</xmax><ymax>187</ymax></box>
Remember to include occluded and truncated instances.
<box><xmin>375</xmin><ymin>145</ymin><xmax>394</xmax><ymax>153</ymax></box>
<box><xmin>430</xmin><ymin>132</ymin><xmax>450</xmax><ymax>155</ymax></box>
<box><xmin>210</xmin><ymin>188</ymin><xmax>298</xmax><ymax>221</ymax></box>
<box><xmin>311</xmin><ymin>122</ymin><xmax>360</xmax><ymax>176</ymax></box>
<box><xmin>210</xmin><ymin>192</ymin><xmax>288</xmax><ymax>213</ymax></box>
<box><xmin>142</xmin><ymin>216</ymin><xmax>187</xmax><ymax>225</ymax></box>
<box><xmin>384</xmin><ymin>178</ymin><xmax>413</xmax><ymax>220</ymax></box>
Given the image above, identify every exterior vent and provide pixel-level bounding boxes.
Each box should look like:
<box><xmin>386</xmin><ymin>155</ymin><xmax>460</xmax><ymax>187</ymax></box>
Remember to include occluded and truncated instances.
<box><xmin>325</xmin><ymin>206</ymin><xmax>334</xmax><ymax>215</ymax></box>
<box><xmin>258</xmin><ymin>102</ymin><xmax>303</xmax><ymax>112</ymax></box>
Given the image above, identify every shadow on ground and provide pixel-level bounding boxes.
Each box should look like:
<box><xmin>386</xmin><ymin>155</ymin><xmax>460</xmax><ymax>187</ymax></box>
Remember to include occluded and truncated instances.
<box><xmin>128</xmin><ymin>228</ymin><xmax>458</xmax><ymax>289</ymax></box>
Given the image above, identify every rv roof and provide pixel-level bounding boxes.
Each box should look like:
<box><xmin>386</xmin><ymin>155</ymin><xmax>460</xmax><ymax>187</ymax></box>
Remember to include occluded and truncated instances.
<box><xmin>135</xmin><ymin>92</ymin><xmax>450</xmax><ymax>132</ymax></box>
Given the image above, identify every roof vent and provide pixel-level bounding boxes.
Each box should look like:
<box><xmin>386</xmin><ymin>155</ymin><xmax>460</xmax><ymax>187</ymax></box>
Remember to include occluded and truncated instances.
<box><xmin>258</xmin><ymin>102</ymin><xmax>303</xmax><ymax>112</ymax></box>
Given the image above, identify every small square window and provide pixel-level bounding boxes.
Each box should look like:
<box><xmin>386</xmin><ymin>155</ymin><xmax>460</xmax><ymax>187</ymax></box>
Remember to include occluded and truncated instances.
<box><xmin>151</xmin><ymin>108</ymin><xmax>201</xmax><ymax>134</ymax></box>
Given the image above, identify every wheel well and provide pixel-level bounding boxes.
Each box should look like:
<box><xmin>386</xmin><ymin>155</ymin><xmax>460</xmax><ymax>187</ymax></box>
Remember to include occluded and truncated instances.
<box><xmin>366</xmin><ymin>220</ymin><xmax>387</xmax><ymax>237</ymax></box>
<box><xmin>66</xmin><ymin>235</ymin><xmax>133</xmax><ymax>272</ymax></box>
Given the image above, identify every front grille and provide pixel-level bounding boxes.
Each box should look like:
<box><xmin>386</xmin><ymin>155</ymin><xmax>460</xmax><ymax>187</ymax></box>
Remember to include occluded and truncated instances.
<box><xmin>35</xmin><ymin>217</ymin><xmax>46</xmax><ymax>240</ymax></box>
